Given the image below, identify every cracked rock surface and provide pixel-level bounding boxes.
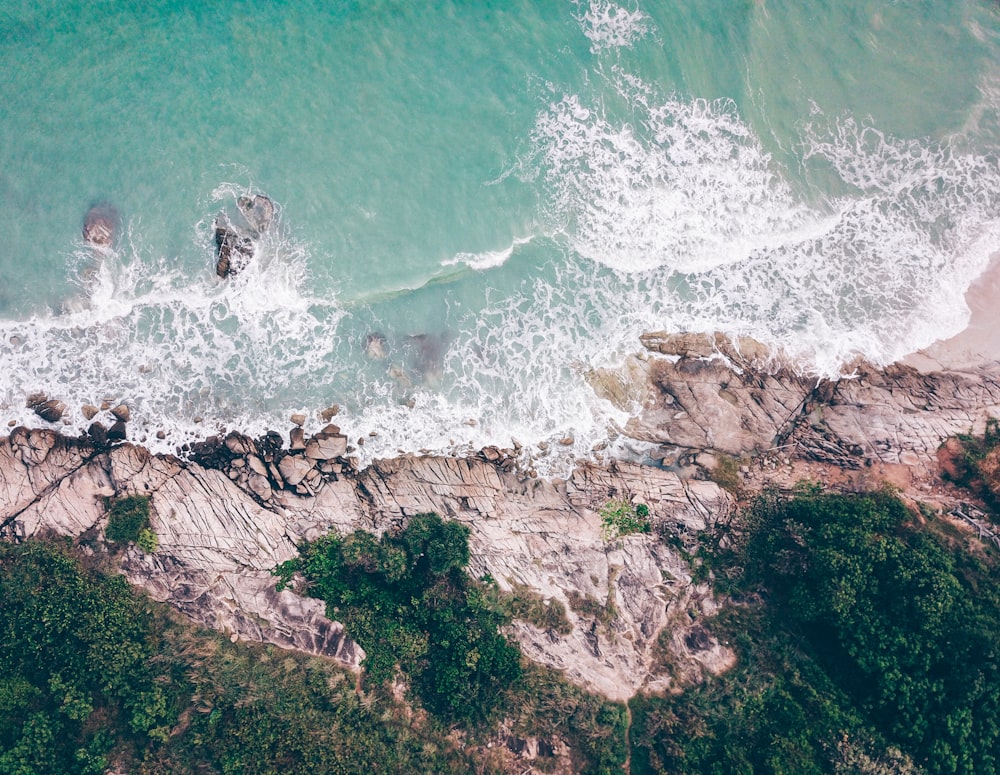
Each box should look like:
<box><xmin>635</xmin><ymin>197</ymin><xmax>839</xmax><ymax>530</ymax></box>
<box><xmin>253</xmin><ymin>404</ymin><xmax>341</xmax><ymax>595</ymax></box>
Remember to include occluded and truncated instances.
<box><xmin>0</xmin><ymin>427</ymin><xmax>733</xmax><ymax>701</ymax></box>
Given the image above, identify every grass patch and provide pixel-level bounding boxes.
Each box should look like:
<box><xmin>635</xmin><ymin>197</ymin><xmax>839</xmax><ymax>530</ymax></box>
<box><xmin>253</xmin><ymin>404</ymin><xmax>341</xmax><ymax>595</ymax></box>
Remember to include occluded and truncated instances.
<box><xmin>707</xmin><ymin>453</ymin><xmax>742</xmax><ymax>493</ymax></box>
<box><xmin>599</xmin><ymin>499</ymin><xmax>651</xmax><ymax>540</ymax></box>
<box><xmin>484</xmin><ymin>581</ymin><xmax>573</xmax><ymax>636</ymax></box>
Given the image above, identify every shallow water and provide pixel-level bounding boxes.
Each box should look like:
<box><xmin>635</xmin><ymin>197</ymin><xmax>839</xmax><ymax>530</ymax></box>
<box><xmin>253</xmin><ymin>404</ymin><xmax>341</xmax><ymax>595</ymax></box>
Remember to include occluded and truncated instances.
<box><xmin>2</xmin><ymin>0</ymin><xmax>999</xmax><ymax>470</ymax></box>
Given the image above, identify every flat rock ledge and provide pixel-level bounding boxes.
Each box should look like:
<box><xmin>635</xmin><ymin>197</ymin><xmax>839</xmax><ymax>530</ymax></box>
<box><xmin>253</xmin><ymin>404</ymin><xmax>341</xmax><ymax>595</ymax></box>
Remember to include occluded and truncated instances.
<box><xmin>0</xmin><ymin>426</ymin><xmax>733</xmax><ymax>701</ymax></box>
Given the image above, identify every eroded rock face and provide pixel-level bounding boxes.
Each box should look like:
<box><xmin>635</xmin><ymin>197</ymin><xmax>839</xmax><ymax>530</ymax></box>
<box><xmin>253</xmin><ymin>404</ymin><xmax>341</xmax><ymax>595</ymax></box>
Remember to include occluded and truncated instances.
<box><xmin>622</xmin><ymin>331</ymin><xmax>1000</xmax><ymax>471</ymax></box>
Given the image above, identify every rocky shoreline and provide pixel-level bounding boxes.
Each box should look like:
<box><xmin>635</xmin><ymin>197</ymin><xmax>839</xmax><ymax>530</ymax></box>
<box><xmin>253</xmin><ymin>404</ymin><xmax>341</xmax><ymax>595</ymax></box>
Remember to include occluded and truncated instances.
<box><xmin>2</xmin><ymin>332</ymin><xmax>998</xmax><ymax>702</ymax></box>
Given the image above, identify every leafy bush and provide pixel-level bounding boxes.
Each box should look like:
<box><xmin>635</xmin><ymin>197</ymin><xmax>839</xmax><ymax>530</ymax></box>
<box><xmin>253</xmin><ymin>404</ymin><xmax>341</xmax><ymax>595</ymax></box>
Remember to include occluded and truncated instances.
<box><xmin>739</xmin><ymin>487</ymin><xmax>1000</xmax><ymax>774</ymax></box>
<box><xmin>0</xmin><ymin>540</ymin><xmax>170</xmax><ymax>774</ymax></box>
<box><xmin>599</xmin><ymin>499</ymin><xmax>651</xmax><ymax>540</ymax></box>
<box><xmin>275</xmin><ymin>513</ymin><xmax>521</xmax><ymax>724</ymax></box>
<box><xmin>105</xmin><ymin>495</ymin><xmax>152</xmax><ymax>546</ymax></box>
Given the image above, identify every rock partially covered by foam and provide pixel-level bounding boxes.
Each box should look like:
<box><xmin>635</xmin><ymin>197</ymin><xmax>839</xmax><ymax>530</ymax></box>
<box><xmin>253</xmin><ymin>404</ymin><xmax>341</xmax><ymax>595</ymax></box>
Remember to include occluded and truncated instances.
<box><xmin>214</xmin><ymin>217</ymin><xmax>255</xmax><ymax>278</ymax></box>
<box><xmin>82</xmin><ymin>203</ymin><xmax>117</xmax><ymax>248</ymax></box>
<box><xmin>26</xmin><ymin>393</ymin><xmax>66</xmax><ymax>423</ymax></box>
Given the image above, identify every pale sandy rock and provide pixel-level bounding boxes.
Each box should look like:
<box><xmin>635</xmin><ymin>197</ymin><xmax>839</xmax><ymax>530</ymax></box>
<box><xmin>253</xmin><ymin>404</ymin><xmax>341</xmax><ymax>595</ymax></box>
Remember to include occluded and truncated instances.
<box><xmin>305</xmin><ymin>434</ymin><xmax>347</xmax><ymax>461</ymax></box>
<box><xmin>278</xmin><ymin>454</ymin><xmax>313</xmax><ymax>487</ymax></box>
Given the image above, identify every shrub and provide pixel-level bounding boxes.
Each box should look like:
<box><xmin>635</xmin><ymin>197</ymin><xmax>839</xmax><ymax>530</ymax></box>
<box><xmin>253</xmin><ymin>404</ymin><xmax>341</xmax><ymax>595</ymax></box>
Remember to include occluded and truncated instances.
<box><xmin>104</xmin><ymin>495</ymin><xmax>151</xmax><ymax>545</ymax></box>
<box><xmin>275</xmin><ymin>513</ymin><xmax>522</xmax><ymax>724</ymax></box>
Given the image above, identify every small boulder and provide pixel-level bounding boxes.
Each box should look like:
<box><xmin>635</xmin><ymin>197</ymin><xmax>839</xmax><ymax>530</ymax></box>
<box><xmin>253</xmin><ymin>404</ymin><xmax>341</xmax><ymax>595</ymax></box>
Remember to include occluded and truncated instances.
<box><xmin>289</xmin><ymin>427</ymin><xmax>306</xmax><ymax>451</ymax></box>
<box><xmin>26</xmin><ymin>394</ymin><xmax>66</xmax><ymax>423</ymax></box>
<box><xmin>88</xmin><ymin>422</ymin><xmax>108</xmax><ymax>446</ymax></box>
<box><xmin>110</xmin><ymin>404</ymin><xmax>130</xmax><ymax>422</ymax></box>
<box><xmin>305</xmin><ymin>434</ymin><xmax>348</xmax><ymax>461</ymax></box>
<box><xmin>278</xmin><ymin>454</ymin><xmax>314</xmax><ymax>487</ymax></box>
<box><xmin>81</xmin><ymin>404</ymin><xmax>99</xmax><ymax>420</ymax></box>
<box><xmin>82</xmin><ymin>204</ymin><xmax>117</xmax><ymax>248</ymax></box>
<box><xmin>107</xmin><ymin>421</ymin><xmax>127</xmax><ymax>442</ymax></box>
<box><xmin>290</xmin><ymin>413</ymin><xmax>306</xmax><ymax>427</ymax></box>
<box><xmin>320</xmin><ymin>404</ymin><xmax>340</xmax><ymax>422</ymax></box>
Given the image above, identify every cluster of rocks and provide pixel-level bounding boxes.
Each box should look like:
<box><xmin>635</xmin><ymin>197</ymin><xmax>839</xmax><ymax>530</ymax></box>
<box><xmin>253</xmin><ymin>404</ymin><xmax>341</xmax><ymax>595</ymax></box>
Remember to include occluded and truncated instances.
<box><xmin>186</xmin><ymin>422</ymin><xmax>351</xmax><ymax>503</ymax></box>
<box><xmin>214</xmin><ymin>193</ymin><xmax>275</xmax><ymax>278</ymax></box>
<box><xmin>24</xmin><ymin>393</ymin><xmax>133</xmax><ymax>444</ymax></box>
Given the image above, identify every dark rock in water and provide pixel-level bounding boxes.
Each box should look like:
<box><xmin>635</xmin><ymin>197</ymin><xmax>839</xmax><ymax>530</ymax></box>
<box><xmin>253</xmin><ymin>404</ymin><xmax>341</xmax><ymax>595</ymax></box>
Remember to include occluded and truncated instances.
<box><xmin>82</xmin><ymin>203</ymin><xmax>117</xmax><ymax>248</ymax></box>
<box><xmin>214</xmin><ymin>218</ymin><xmax>255</xmax><ymax>278</ymax></box>
<box><xmin>237</xmin><ymin>194</ymin><xmax>275</xmax><ymax>235</ymax></box>
<box><xmin>26</xmin><ymin>393</ymin><xmax>66</xmax><ymax>423</ymax></box>
<box><xmin>88</xmin><ymin>422</ymin><xmax>108</xmax><ymax>446</ymax></box>
<box><xmin>107</xmin><ymin>420</ymin><xmax>127</xmax><ymax>442</ymax></box>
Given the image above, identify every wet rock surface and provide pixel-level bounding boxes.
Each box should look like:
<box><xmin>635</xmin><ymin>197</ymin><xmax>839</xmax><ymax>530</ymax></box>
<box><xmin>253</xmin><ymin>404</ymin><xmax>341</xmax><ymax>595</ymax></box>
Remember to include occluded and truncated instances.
<box><xmin>82</xmin><ymin>203</ymin><xmax>117</xmax><ymax>248</ymax></box>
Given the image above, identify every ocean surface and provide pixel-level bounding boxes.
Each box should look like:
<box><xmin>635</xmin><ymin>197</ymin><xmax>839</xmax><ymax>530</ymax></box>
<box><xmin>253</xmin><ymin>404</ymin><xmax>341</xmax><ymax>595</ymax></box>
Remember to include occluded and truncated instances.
<box><xmin>2</xmin><ymin>0</ymin><xmax>1000</xmax><ymax>471</ymax></box>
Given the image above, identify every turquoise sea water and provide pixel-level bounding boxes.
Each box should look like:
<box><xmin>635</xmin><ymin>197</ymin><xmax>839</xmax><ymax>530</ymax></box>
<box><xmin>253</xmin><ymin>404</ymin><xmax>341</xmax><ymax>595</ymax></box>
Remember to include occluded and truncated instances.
<box><xmin>2</xmin><ymin>0</ymin><xmax>1000</xmax><ymax>469</ymax></box>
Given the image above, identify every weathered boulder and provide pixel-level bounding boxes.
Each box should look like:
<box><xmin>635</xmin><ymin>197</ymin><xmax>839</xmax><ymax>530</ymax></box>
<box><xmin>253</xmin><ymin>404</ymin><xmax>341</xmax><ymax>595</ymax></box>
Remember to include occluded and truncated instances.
<box><xmin>305</xmin><ymin>433</ymin><xmax>348</xmax><ymax>461</ymax></box>
<box><xmin>82</xmin><ymin>203</ymin><xmax>117</xmax><ymax>248</ymax></box>
<box><xmin>110</xmin><ymin>404</ymin><xmax>130</xmax><ymax>422</ymax></box>
<box><xmin>278</xmin><ymin>453</ymin><xmax>314</xmax><ymax>487</ymax></box>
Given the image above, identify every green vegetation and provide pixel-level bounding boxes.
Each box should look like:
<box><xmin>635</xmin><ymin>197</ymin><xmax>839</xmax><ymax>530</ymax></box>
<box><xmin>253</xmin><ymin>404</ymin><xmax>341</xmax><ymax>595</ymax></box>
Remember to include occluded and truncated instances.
<box><xmin>104</xmin><ymin>495</ymin><xmax>153</xmax><ymax>547</ymax></box>
<box><xmin>631</xmin><ymin>486</ymin><xmax>1000</xmax><ymax>774</ymax></box>
<box><xmin>0</xmin><ymin>539</ymin><xmax>491</xmax><ymax>773</ymax></box>
<box><xmin>940</xmin><ymin>418</ymin><xmax>1000</xmax><ymax>511</ymax></box>
<box><xmin>0</xmin><ymin>526</ymin><xmax>630</xmax><ymax>774</ymax></box>
<box><xmin>599</xmin><ymin>499</ymin><xmax>651</xmax><ymax>540</ymax></box>
<box><xmin>275</xmin><ymin>513</ymin><xmax>521</xmax><ymax>724</ymax></box>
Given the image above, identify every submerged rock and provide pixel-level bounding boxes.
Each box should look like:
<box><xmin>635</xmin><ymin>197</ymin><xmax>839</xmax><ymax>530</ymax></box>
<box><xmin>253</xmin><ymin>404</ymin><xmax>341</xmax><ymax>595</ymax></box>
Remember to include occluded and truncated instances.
<box><xmin>237</xmin><ymin>193</ymin><xmax>275</xmax><ymax>235</ymax></box>
<box><xmin>82</xmin><ymin>203</ymin><xmax>117</xmax><ymax>248</ymax></box>
<box><xmin>364</xmin><ymin>332</ymin><xmax>388</xmax><ymax>360</ymax></box>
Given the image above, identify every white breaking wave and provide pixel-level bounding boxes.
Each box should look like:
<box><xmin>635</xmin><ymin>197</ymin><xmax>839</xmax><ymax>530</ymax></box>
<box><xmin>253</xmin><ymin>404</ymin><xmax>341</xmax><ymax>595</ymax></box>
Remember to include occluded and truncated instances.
<box><xmin>0</xmin><ymin>191</ymin><xmax>346</xmax><ymax>451</ymax></box>
<box><xmin>526</xmin><ymin>70</ymin><xmax>1000</xmax><ymax>374</ymax></box>
<box><xmin>442</xmin><ymin>236</ymin><xmax>535</xmax><ymax>270</ymax></box>
<box><xmin>530</xmin><ymin>81</ymin><xmax>818</xmax><ymax>274</ymax></box>
<box><xmin>575</xmin><ymin>0</ymin><xmax>650</xmax><ymax>54</ymax></box>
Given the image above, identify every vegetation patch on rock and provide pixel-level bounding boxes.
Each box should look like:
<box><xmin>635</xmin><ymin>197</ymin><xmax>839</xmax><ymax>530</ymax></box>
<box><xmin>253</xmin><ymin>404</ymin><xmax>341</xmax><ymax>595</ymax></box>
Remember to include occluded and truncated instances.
<box><xmin>104</xmin><ymin>495</ymin><xmax>155</xmax><ymax>552</ymax></box>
